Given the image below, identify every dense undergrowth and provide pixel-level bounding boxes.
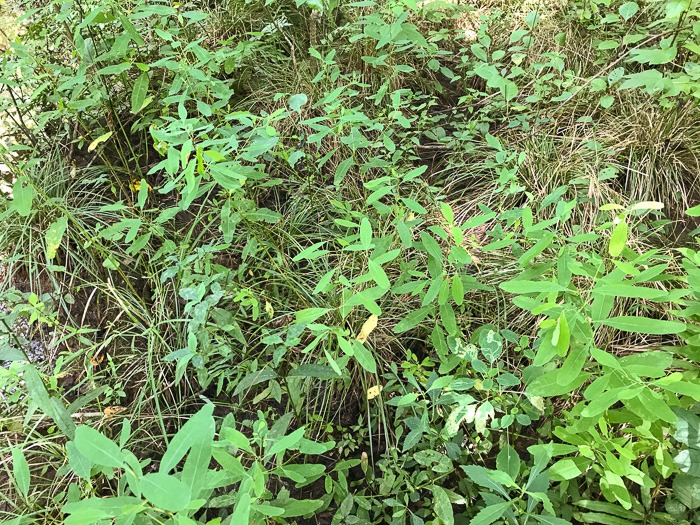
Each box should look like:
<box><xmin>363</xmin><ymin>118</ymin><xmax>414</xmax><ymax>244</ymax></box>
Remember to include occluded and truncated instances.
<box><xmin>0</xmin><ymin>0</ymin><xmax>699</xmax><ymax>522</ymax></box>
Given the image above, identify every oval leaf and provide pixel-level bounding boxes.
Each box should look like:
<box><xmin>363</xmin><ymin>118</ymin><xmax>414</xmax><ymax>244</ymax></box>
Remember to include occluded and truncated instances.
<box><xmin>141</xmin><ymin>472</ymin><xmax>191</xmax><ymax>512</ymax></box>
<box><xmin>74</xmin><ymin>425</ymin><xmax>125</xmax><ymax>468</ymax></box>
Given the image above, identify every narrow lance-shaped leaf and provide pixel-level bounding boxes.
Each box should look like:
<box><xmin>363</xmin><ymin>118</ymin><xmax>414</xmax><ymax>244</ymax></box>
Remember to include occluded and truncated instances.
<box><xmin>608</xmin><ymin>219</ymin><xmax>627</xmax><ymax>257</ymax></box>
<box><xmin>131</xmin><ymin>72</ymin><xmax>149</xmax><ymax>114</ymax></box>
<box><xmin>12</xmin><ymin>448</ymin><xmax>30</xmax><ymax>500</ymax></box>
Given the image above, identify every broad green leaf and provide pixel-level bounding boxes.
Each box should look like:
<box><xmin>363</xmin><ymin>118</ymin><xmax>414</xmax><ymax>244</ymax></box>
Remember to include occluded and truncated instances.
<box><xmin>313</xmin><ymin>268</ymin><xmax>335</xmax><ymax>294</ymax></box>
<box><xmin>12</xmin><ymin>448</ymin><xmax>30</xmax><ymax>499</ymax></box>
<box><xmin>131</xmin><ymin>72</ymin><xmax>149</xmax><ymax>114</ymax></box>
<box><xmin>582</xmin><ymin>386</ymin><xmax>635</xmax><ymax>417</ymax></box>
<box><xmin>12</xmin><ymin>176</ymin><xmax>33</xmax><ymax>216</ymax></box>
<box><xmin>160</xmin><ymin>403</ymin><xmax>215</xmax><ymax>473</ymax></box>
<box><xmin>431</xmin><ymin>486</ymin><xmax>454</xmax><ymax>525</ymax></box>
<box><xmin>461</xmin><ymin>465</ymin><xmax>509</xmax><ymax>497</ymax></box>
<box><xmin>74</xmin><ymin>425</ymin><xmax>124</xmax><ymax>468</ymax></box>
<box><xmin>246</xmin><ymin>207</ymin><xmax>282</xmax><ymax>223</ymax></box>
<box><xmin>674</xmin><ymin>473</ymin><xmax>700</xmax><ymax>509</ymax></box>
<box><xmin>600</xmin><ymin>95</ymin><xmax>615</xmax><ymax>108</ymax></box>
<box><xmin>353</xmin><ymin>340</ymin><xmax>377</xmax><ymax>373</ymax></box>
<box><xmin>45</xmin><ymin>216</ymin><xmax>68</xmax><ymax>259</ymax></box>
<box><xmin>619</xmin><ymin>1</ymin><xmax>639</xmax><ymax>19</ymax></box>
<box><xmin>62</xmin><ymin>495</ymin><xmax>142</xmax><ymax>520</ymax></box>
<box><xmin>666</xmin><ymin>0</ymin><xmax>690</xmax><ymax>18</ymax></box>
<box><xmin>295</xmin><ymin>308</ymin><xmax>331</xmax><ymax>323</ymax></box>
<box><xmin>368</xmin><ymin>259</ymin><xmax>390</xmax><ymax>289</ymax></box>
<box><xmin>394</xmin><ymin>306</ymin><xmax>433</xmax><ymax>333</ymax></box>
<box><xmin>274</xmin><ymin>498</ymin><xmax>324</xmax><ymax>517</ymax></box>
<box><xmin>287</xmin><ymin>364</ymin><xmax>340</xmax><ymax>379</ymax></box>
<box><xmin>267</xmin><ymin>426</ymin><xmax>306</xmax><ymax>457</ymax></box>
<box><xmin>598</xmin><ymin>316</ymin><xmax>685</xmax><ymax>334</ymax></box>
<box><xmin>334</xmin><ymin>157</ymin><xmax>354</xmax><ymax>186</ymax></box>
<box><xmin>548</xmin><ymin>457</ymin><xmax>587</xmax><ymax>480</ymax></box>
<box><xmin>22</xmin><ymin>364</ymin><xmax>76</xmax><ymax>439</ymax></box>
<box><xmin>470</xmin><ymin>500</ymin><xmax>512</xmax><ymax>525</ymax></box>
<box><xmin>360</xmin><ymin>217</ymin><xmax>373</xmax><ymax>250</ymax></box>
<box><xmin>593</xmin><ymin>284</ymin><xmax>665</xmax><ymax>300</ymax></box>
<box><xmin>497</xmin><ymin>445</ymin><xmax>521</xmax><ymax>481</ymax></box>
<box><xmin>686</xmin><ymin>204</ymin><xmax>700</xmax><ymax>216</ymax></box>
<box><xmin>289</xmin><ymin>93</ymin><xmax>308</xmax><ymax>113</ymax></box>
<box><xmin>293</xmin><ymin>241</ymin><xmax>329</xmax><ymax>262</ymax></box>
<box><xmin>452</xmin><ymin>274</ymin><xmax>464</xmax><ymax>305</ymax></box>
<box><xmin>525</xmin><ymin>11</ymin><xmax>540</xmax><ymax>28</ymax></box>
<box><xmin>420</xmin><ymin>231</ymin><xmax>443</xmax><ymax>263</ymax></box>
<box><xmin>440</xmin><ymin>202</ymin><xmax>454</xmax><ymax>223</ymax></box>
<box><xmin>65</xmin><ymin>441</ymin><xmax>94</xmax><ymax>479</ymax></box>
<box><xmin>141</xmin><ymin>472</ymin><xmax>191</xmax><ymax>512</ymax></box>
<box><xmin>440</xmin><ymin>302</ymin><xmax>457</xmax><ymax>335</ymax></box>
<box><xmin>518</xmin><ymin>233</ymin><xmax>555</xmax><ymax>268</ymax></box>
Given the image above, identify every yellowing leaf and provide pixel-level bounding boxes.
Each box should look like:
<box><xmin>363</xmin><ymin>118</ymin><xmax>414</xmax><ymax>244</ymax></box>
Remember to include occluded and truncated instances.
<box><xmin>629</xmin><ymin>201</ymin><xmax>664</xmax><ymax>211</ymax></box>
<box><xmin>600</xmin><ymin>203</ymin><xmax>624</xmax><ymax>211</ymax></box>
<box><xmin>88</xmin><ymin>131</ymin><xmax>113</xmax><ymax>152</ymax></box>
<box><xmin>356</xmin><ymin>314</ymin><xmax>378</xmax><ymax>343</ymax></box>
<box><xmin>45</xmin><ymin>216</ymin><xmax>68</xmax><ymax>260</ymax></box>
<box><xmin>129</xmin><ymin>179</ymin><xmax>152</xmax><ymax>191</ymax></box>
<box><xmin>608</xmin><ymin>219</ymin><xmax>628</xmax><ymax>257</ymax></box>
<box><xmin>367</xmin><ymin>385</ymin><xmax>383</xmax><ymax>399</ymax></box>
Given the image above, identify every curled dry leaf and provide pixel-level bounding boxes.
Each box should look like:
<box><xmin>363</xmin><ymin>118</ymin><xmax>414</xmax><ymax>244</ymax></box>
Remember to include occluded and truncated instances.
<box><xmin>356</xmin><ymin>314</ymin><xmax>379</xmax><ymax>343</ymax></box>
